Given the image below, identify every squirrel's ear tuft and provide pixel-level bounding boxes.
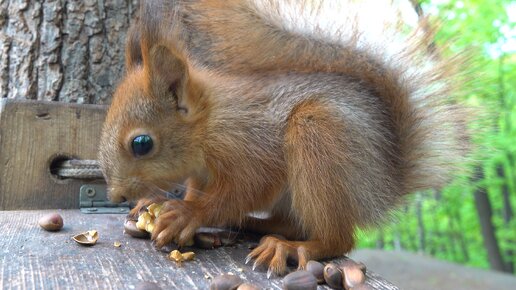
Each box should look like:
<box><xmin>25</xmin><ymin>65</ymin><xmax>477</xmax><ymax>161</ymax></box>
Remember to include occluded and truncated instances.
<box><xmin>125</xmin><ymin>23</ymin><xmax>143</xmax><ymax>71</ymax></box>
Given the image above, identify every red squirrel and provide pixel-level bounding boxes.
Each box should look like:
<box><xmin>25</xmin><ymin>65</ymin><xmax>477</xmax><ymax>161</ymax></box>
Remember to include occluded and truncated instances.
<box><xmin>99</xmin><ymin>0</ymin><xmax>468</xmax><ymax>275</ymax></box>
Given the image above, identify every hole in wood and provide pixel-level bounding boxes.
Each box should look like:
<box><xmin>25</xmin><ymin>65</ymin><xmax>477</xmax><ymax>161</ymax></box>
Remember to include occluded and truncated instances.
<box><xmin>36</xmin><ymin>112</ymin><xmax>50</xmax><ymax>119</ymax></box>
<box><xmin>49</xmin><ymin>155</ymin><xmax>75</xmax><ymax>180</ymax></box>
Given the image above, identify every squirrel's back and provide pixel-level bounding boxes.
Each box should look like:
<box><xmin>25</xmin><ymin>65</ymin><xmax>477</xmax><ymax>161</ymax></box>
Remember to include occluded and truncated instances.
<box><xmin>142</xmin><ymin>0</ymin><xmax>468</xmax><ymax>195</ymax></box>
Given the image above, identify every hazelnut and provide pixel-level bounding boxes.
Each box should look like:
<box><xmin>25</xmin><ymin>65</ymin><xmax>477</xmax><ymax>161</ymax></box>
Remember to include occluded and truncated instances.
<box><xmin>306</xmin><ymin>260</ymin><xmax>325</xmax><ymax>283</ymax></box>
<box><xmin>283</xmin><ymin>270</ymin><xmax>317</xmax><ymax>290</ymax></box>
<box><xmin>38</xmin><ymin>213</ymin><xmax>63</xmax><ymax>231</ymax></box>
<box><xmin>209</xmin><ymin>274</ymin><xmax>243</xmax><ymax>290</ymax></box>
<box><xmin>323</xmin><ymin>263</ymin><xmax>343</xmax><ymax>289</ymax></box>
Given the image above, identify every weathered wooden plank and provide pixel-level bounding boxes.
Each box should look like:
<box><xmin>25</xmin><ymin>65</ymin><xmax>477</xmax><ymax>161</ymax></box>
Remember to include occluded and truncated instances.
<box><xmin>0</xmin><ymin>99</ymin><xmax>107</xmax><ymax>210</ymax></box>
<box><xmin>0</xmin><ymin>210</ymin><xmax>398</xmax><ymax>289</ymax></box>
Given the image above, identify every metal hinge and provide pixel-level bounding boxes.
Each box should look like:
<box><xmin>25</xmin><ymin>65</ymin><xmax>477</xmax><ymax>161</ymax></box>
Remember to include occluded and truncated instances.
<box><xmin>79</xmin><ymin>184</ymin><xmax>130</xmax><ymax>214</ymax></box>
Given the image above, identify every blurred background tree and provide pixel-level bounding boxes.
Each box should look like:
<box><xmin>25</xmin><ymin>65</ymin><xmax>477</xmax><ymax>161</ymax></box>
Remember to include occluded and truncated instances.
<box><xmin>358</xmin><ymin>0</ymin><xmax>516</xmax><ymax>274</ymax></box>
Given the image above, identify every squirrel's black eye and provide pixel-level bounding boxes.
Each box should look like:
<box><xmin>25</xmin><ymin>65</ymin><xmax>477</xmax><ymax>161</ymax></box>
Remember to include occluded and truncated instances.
<box><xmin>132</xmin><ymin>135</ymin><xmax>153</xmax><ymax>157</ymax></box>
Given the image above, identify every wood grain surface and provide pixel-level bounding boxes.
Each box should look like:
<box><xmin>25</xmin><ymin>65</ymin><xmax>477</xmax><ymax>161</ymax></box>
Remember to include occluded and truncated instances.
<box><xmin>0</xmin><ymin>210</ymin><xmax>398</xmax><ymax>289</ymax></box>
<box><xmin>0</xmin><ymin>99</ymin><xmax>107</xmax><ymax>210</ymax></box>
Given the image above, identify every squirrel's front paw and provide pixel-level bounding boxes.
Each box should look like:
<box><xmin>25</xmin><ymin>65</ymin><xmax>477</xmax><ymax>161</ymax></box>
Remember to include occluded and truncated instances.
<box><xmin>151</xmin><ymin>200</ymin><xmax>201</xmax><ymax>248</ymax></box>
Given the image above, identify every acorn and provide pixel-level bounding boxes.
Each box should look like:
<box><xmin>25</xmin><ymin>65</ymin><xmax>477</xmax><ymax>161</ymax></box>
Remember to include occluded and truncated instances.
<box><xmin>38</xmin><ymin>213</ymin><xmax>63</xmax><ymax>231</ymax></box>
<box><xmin>209</xmin><ymin>274</ymin><xmax>243</xmax><ymax>290</ymax></box>
<box><xmin>323</xmin><ymin>263</ymin><xmax>343</xmax><ymax>289</ymax></box>
<box><xmin>283</xmin><ymin>270</ymin><xmax>317</xmax><ymax>290</ymax></box>
<box><xmin>305</xmin><ymin>260</ymin><xmax>325</xmax><ymax>284</ymax></box>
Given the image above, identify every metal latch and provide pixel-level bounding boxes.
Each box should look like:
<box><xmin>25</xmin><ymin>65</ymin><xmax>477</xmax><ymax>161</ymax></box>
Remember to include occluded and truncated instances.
<box><xmin>79</xmin><ymin>184</ymin><xmax>130</xmax><ymax>214</ymax></box>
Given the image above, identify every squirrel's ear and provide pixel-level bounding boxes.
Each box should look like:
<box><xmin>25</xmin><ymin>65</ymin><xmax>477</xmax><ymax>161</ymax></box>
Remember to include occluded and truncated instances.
<box><xmin>143</xmin><ymin>44</ymin><xmax>187</xmax><ymax>95</ymax></box>
<box><xmin>142</xmin><ymin>44</ymin><xmax>203</xmax><ymax>117</ymax></box>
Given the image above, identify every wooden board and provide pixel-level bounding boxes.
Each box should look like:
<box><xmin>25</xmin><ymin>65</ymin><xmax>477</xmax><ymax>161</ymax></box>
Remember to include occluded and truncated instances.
<box><xmin>0</xmin><ymin>210</ymin><xmax>398</xmax><ymax>289</ymax></box>
<box><xmin>0</xmin><ymin>99</ymin><xmax>107</xmax><ymax>210</ymax></box>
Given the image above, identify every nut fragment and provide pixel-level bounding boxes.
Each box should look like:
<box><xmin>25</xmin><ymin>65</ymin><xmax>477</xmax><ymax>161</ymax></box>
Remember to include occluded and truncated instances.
<box><xmin>306</xmin><ymin>260</ymin><xmax>325</xmax><ymax>284</ymax></box>
<box><xmin>283</xmin><ymin>270</ymin><xmax>317</xmax><ymax>290</ymax></box>
<box><xmin>169</xmin><ymin>250</ymin><xmax>183</xmax><ymax>262</ymax></box>
<box><xmin>136</xmin><ymin>212</ymin><xmax>154</xmax><ymax>232</ymax></box>
<box><xmin>114</xmin><ymin>241</ymin><xmax>122</xmax><ymax>247</ymax></box>
<box><xmin>237</xmin><ymin>283</ymin><xmax>260</xmax><ymax>290</ymax></box>
<box><xmin>38</xmin><ymin>213</ymin><xmax>63</xmax><ymax>231</ymax></box>
<box><xmin>324</xmin><ymin>263</ymin><xmax>343</xmax><ymax>289</ymax></box>
<box><xmin>182</xmin><ymin>251</ymin><xmax>195</xmax><ymax>261</ymax></box>
<box><xmin>168</xmin><ymin>250</ymin><xmax>195</xmax><ymax>266</ymax></box>
<box><xmin>209</xmin><ymin>274</ymin><xmax>243</xmax><ymax>290</ymax></box>
<box><xmin>72</xmin><ymin>230</ymin><xmax>99</xmax><ymax>246</ymax></box>
<box><xmin>147</xmin><ymin>203</ymin><xmax>164</xmax><ymax>218</ymax></box>
<box><xmin>124</xmin><ymin>220</ymin><xmax>150</xmax><ymax>239</ymax></box>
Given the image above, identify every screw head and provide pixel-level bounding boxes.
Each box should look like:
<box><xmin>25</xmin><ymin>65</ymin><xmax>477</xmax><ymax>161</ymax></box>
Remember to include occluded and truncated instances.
<box><xmin>85</xmin><ymin>187</ymin><xmax>96</xmax><ymax>197</ymax></box>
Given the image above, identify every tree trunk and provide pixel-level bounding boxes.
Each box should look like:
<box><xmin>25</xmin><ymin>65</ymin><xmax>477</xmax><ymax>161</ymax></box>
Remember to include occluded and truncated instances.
<box><xmin>497</xmin><ymin>163</ymin><xmax>514</xmax><ymax>273</ymax></box>
<box><xmin>415</xmin><ymin>192</ymin><xmax>426</xmax><ymax>253</ymax></box>
<box><xmin>376</xmin><ymin>230</ymin><xmax>385</xmax><ymax>250</ymax></box>
<box><xmin>0</xmin><ymin>0</ymin><xmax>140</xmax><ymax>104</ymax></box>
<box><xmin>473</xmin><ymin>167</ymin><xmax>509</xmax><ymax>272</ymax></box>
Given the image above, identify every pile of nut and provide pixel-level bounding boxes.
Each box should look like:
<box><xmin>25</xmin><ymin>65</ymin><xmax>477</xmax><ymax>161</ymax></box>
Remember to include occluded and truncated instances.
<box><xmin>124</xmin><ymin>203</ymin><xmax>238</xmax><ymax>249</ymax></box>
<box><xmin>135</xmin><ymin>203</ymin><xmax>164</xmax><ymax>233</ymax></box>
<box><xmin>283</xmin><ymin>260</ymin><xmax>369</xmax><ymax>290</ymax></box>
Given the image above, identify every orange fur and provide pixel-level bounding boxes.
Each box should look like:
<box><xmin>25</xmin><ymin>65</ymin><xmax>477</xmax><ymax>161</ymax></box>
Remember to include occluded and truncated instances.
<box><xmin>98</xmin><ymin>0</ymin><xmax>468</xmax><ymax>275</ymax></box>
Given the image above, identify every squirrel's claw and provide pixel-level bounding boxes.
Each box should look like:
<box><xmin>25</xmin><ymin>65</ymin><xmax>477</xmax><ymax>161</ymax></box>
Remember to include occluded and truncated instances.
<box><xmin>246</xmin><ymin>235</ymin><xmax>299</xmax><ymax>276</ymax></box>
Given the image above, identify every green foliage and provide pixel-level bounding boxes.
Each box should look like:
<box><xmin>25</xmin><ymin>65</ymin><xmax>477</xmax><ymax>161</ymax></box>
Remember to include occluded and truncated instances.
<box><xmin>357</xmin><ymin>0</ymin><xmax>516</xmax><ymax>273</ymax></box>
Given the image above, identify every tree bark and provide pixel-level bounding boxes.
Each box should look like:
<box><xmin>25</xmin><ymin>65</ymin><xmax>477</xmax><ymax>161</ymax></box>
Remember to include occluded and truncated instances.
<box><xmin>415</xmin><ymin>192</ymin><xmax>426</xmax><ymax>253</ymax></box>
<box><xmin>0</xmin><ymin>0</ymin><xmax>140</xmax><ymax>104</ymax></box>
<box><xmin>497</xmin><ymin>163</ymin><xmax>514</xmax><ymax>273</ymax></box>
<box><xmin>473</xmin><ymin>167</ymin><xmax>509</xmax><ymax>272</ymax></box>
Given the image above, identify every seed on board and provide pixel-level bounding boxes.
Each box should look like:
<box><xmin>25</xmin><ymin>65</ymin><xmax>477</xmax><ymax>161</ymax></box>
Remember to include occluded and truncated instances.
<box><xmin>134</xmin><ymin>281</ymin><xmax>162</xmax><ymax>290</ymax></box>
<box><xmin>340</xmin><ymin>262</ymin><xmax>366</xmax><ymax>290</ymax></box>
<box><xmin>305</xmin><ymin>260</ymin><xmax>325</xmax><ymax>284</ymax></box>
<box><xmin>38</xmin><ymin>213</ymin><xmax>64</xmax><ymax>231</ymax></box>
<box><xmin>218</xmin><ymin>231</ymin><xmax>238</xmax><ymax>246</ymax></box>
<box><xmin>237</xmin><ymin>283</ymin><xmax>260</xmax><ymax>290</ymax></box>
<box><xmin>124</xmin><ymin>219</ymin><xmax>150</xmax><ymax>239</ymax></box>
<box><xmin>72</xmin><ymin>230</ymin><xmax>99</xmax><ymax>246</ymax></box>
<box><xmin>209</xmin><ymin>274</ymin><xmax>243</xmax><ymax>290</ymax></box>
<box><xmin>283</xmin><ymin>270</ymin><xmax>318</xmax><ymax>290</ymax></box>
<box><xmin>194</xmin><ymin>232</ymin><xmax>223</xmax><ymax>249</ymax></box>
<box><xmin>338</xmin><ymin>260</ymin><xmax>366</xmax><ymax>274</ymax></box>
<box><xmin>348</xmin><ymin>283</ymin><xmax>372</xmax><ymax>290</ymax></box>
<box><xmin>323</xmin><ymin>263</ymin><xmax>343</xmax><ymax>289</ymax></box>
